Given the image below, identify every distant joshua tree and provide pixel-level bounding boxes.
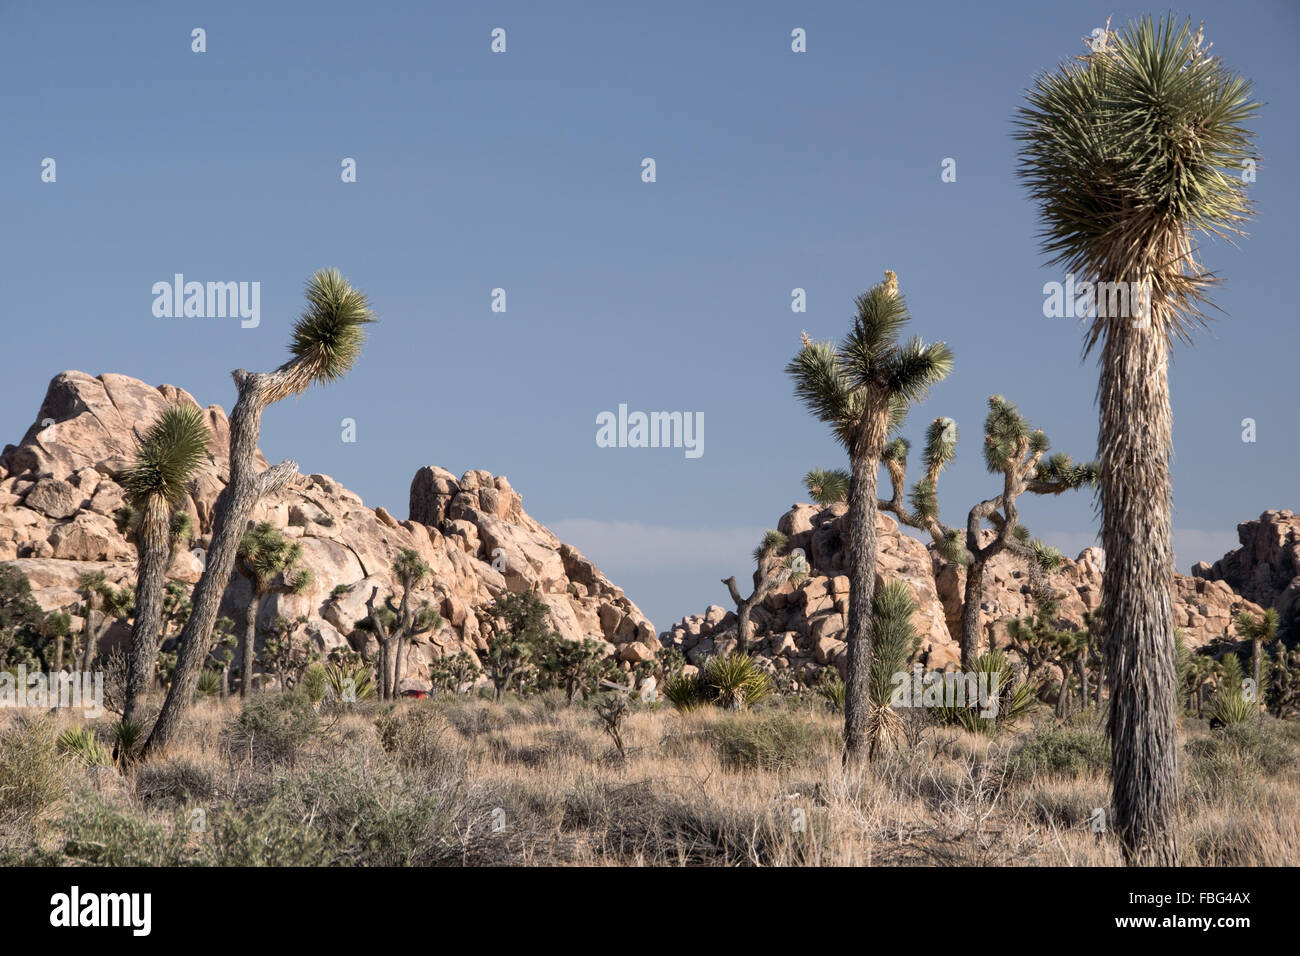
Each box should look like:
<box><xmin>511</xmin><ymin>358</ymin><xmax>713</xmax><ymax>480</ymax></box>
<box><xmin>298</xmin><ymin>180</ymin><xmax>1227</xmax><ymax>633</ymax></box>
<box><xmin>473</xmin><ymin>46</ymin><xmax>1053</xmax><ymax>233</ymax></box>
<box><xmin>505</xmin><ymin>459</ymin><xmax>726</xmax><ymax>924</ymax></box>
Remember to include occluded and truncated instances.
<box><xmin>145</xmin><ymin>269</ymin><xmax>375</xmax><ymax>757</ymax></box>
<box><xmin>787</xmin><ymin>271</ymin><xmax>952</xmax><ymax>762</ymax></box>
<box><xmin>1016</xmin><ymin>17</ymin><xmax>1259</xmax><ymax>864</ymax></box>
<box><xmin>721</xmin><ymin>530</ymin><xmax>808</xmax><ymax>654</ymax></box>
<box><xmin>876</xmin><ymin>395</ymin><xmax>1096</xmax><ymax>669</ymax></box>
<box><xmin>359</xmin><ymin>549</ymin><xmax>440</xmax><ymax>700</ymax></box>
<box><xmin>119</xmin><ymin>403</ymin><xmax>210</xmax><ymax>723</ymax></box>
<box><xmin>234</xmin><ymin>522</ymin><xmax>313</xmax><ymax>697</ymax></box>
<box><xmin>802</xmin><ymin>468</ymin><xmax>849</xmax><ymax>506</ymax></box>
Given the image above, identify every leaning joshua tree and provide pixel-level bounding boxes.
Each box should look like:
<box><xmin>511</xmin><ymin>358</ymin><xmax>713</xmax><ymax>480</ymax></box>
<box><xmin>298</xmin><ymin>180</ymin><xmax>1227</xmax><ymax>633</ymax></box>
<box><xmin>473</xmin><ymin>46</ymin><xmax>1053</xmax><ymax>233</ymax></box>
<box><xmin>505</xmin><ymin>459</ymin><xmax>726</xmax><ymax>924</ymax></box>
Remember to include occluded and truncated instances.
<box><xmin>877</xmin><ymin>396</ymin><xmax>1097</xmax><ymax>668</ymax></box>
<box><xmin>787</xmin><ymin>272</ymin><xmax>952</xmax><ymax>762</ymax></box>
<box><xmin>722</xmin><ymin>530</ymin><xmax>807</xmax><ymax>654</ymax></box>
<box><xmin>1016</xmin><ymin>17</ymin><xmax>1259</xmax><ymax>863</ymax></box>
<box><xmin>119</xmin><ymin>404</ymin><xmax>211</xmax><ymax>723</ymax></box>
<box><xmin>143</xmin><ymin>269</ymin><xmax>376</xmax><ymax>756</ymax></box>
<box><xmin>234</xmin><ymin>522</ymin><xmax>313</xmax><ymax>697</ymax></box>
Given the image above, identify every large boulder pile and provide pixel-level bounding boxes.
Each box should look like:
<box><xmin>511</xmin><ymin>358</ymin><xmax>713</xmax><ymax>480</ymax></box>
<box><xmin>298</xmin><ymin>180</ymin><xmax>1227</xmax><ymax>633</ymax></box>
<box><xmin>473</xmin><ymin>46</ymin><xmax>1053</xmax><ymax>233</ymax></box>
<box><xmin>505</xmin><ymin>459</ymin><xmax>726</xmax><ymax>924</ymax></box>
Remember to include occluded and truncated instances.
<box><xmin>659</xmin><ymin>500</ymin><xmax>1269</xmax><ymax>685</ymax></box>
<box><xmin>1192</xmin><ymin>510</ymin><xmax>1300</xmax><ymax>635</ymax></box>
<box><xmin>0</xmin><ymin>371</ymin><xmax>654</xmax><ymax>688</ymax></box>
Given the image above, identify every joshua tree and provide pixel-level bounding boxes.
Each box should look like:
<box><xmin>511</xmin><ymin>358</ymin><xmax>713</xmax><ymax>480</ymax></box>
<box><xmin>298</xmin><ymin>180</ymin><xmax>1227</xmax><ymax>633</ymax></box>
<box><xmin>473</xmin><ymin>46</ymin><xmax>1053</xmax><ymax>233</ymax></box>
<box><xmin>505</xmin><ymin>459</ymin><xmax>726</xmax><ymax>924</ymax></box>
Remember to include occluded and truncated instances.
<box><xmin>722</xmin><ymin>530</ymin><xmax>807</xmax><ymax>654</ymax></box>
<box><xmin>1234</xmin><ymin>608</ymin><xmax>1278</xmax><ymax>698</ymax></box>
<box><xmin>1016</xmin><ymin>17</ymin><xmax>1259</xmax><ymax>864</ymax></box>
<box><xmin>803</xmin><ymin>468</ymin><xmax>850</xmax><ymax>506</ymax></box>
<box><xmin>119</xmin><ymin>404</ymin><xmax>210</xmax><ymax>723</ymax></box>
<box><xmin>41</xmin><ymin>610</ymin><xmax>73</xmax><ymax>676</ymax></box>
<box><xmin>359</xmin><ymin>550</ymin><xmax>440</xmax><ymax>700</ymax></box>
<box><xmin>233</xmin><ymin>522</ymin><xmax>313</xmax><ymax>698</ymax></box>
<box><xmin>483</xmin><ymin>591</ymin><xmax>553</xmax><ymax>700</ymax></box>
<box><xmin>145</xmin><ymin>269</ymin><xmax>375</xmax><ymax>757</ymax></box>
<box><xmin>786</xmin><ymin>271</ymin><xmax>953</xmax><ymax>761</ymax></box>
<box><xmin>877</xmin><ymin>396</ymin><xmax>1097</xmax><ymax>668</ymax></box>
<box><xmin>75</xmin><ymin>573</ymin><xmax>134</xmax><ymax>672</ymax></box>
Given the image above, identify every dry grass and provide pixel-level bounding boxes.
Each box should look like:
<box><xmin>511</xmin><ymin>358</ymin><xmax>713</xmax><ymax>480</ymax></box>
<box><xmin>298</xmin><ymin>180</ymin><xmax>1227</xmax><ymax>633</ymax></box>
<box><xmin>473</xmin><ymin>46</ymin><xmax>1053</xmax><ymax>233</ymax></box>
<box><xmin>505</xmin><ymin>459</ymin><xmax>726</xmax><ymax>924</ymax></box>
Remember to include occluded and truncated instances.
<box><xmin>1</xmin><ymin>692</ymin><xmax>1297</xmax><ymax>866</ymax></box>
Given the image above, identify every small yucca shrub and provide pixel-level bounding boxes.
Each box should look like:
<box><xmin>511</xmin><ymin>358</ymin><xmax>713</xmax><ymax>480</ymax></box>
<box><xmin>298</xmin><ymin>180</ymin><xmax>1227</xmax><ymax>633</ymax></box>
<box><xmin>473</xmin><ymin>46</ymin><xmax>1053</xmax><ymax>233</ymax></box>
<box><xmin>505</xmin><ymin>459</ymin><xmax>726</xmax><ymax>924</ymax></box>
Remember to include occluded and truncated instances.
<box><xmin>301</xmin><ymin>662</ymin><xmax>328</xmax><ymax>705</ymax></box>
<box><xmin>57</xmin><ymin>727</ymin><xmax>112</xmax><ymax>767</ymax></box>
<box><xmin>324</xmin><ymin>661</ymin><xmax>374</xmax><ymax>704</ymax></box>
<box><xmin>112</xmin><ymin>719</ymin><xmax>144</xmax><ymax>763</ymax></box>
<box><xmin>702</xmin><ymin>654</ymin><xmax>771</xmax><ymax>710</ymax></box>
<box><xmin>195</xmin><ymin>668</ymin><xmax>223</xmax><ymax>699</ymax></box>
<box><xmin>818</xmin><ymin>675</ymin><xmax>846</xmax><ymax>714</ymax></box>
<box><xmin>1209</xmin><ymin>656</ymin><xmax>1257</xmax><ymax>726</ymax></box>
<box><xmin>663</xmin><ymin>672</ymin><xmax>707</xmax><ymax>712</ymax></box>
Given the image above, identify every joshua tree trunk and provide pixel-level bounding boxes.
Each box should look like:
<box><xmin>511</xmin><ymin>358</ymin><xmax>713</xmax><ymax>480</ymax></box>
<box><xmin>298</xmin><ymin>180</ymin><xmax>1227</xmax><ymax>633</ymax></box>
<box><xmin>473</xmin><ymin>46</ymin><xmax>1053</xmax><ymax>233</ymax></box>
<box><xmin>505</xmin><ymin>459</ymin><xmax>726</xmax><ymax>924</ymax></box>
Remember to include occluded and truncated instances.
<box><xmin>1252</xmin><ymin>637</ymin><xmax>1262</xmax><ymax>695</ymax></box>
<box><xmin>1078</xmin><ymin>648</ymin><xmax>1090</xmax><ymax>708</ymax></box>
<box><xmin>124</xmin><ymin>499</ymin><xmax>172</xmax><ymax>724</ymax></box>
<box><xmin>239</xmin><ymin>593</ymin><xmax>260</xmax><ymax>699</ymax></box>
<box><xmin>843</xmin><ymin>411</ymin><xmax>888</xmax><ymax>762</ymax></box>
<box><xmin>144</xmin><ymin>368</ymin><xmax>299</xmax><ymax>758</ymax></box>
<box><xmin>722</xmin><ymin>578</ymin><xmax>758</xmax><ymax>654</ymax></box>
<box><xmin>959</xmin><ymin>561</ymin><xmax>986</xmax><ymax>670</ymax></box>
<box><xmin>1100</xmin><ymin>323</ymin><xmax>1180</xmax><ymax>866</ymax></box>
<box><xmin>393</xmin><ymin>636</ymin><xmax>405</xmax><ymax>696</ymax></box>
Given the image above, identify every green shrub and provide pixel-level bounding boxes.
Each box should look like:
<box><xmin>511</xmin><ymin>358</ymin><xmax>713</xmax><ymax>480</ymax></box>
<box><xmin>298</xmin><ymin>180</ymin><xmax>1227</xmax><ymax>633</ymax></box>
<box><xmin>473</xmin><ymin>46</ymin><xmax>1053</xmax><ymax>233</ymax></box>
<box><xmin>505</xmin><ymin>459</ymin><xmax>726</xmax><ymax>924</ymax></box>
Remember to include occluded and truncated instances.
<box><xmin>0</xmin><ymin>716</ymin><xmax>68</xmax><ymax>829</ymax></box>
<box><xmin>301</xmin><ymin>662</ymin><xmax>328</xmax><ymax>704</ymax></box>
<box><xmin>1007</xmin><ymin>727</ymin><xmax>1109</xmax><ymax>780</ymax></box>
<box><xmin>225</xmin><ymin>689</ymin><xmax>320</xmax><ymax>766</ymax></box>
<box><xmin>135</xmin><ymin>759</ymin><xmax>221</xmax><ymax>810</ymax></box>
<box><xmin>709</xmin><ymin>711</ymin><xmax>838</xmax><ymax>771</ymax></box>
<box><xmin>374</xmin><ymin>707</ymin><xmax>469</xmax><ymax>778</ymax></box>
<box><xmin>195</xmin><ymin>668</ymin><xmax>223</xmax><ymax>699</ymax></box>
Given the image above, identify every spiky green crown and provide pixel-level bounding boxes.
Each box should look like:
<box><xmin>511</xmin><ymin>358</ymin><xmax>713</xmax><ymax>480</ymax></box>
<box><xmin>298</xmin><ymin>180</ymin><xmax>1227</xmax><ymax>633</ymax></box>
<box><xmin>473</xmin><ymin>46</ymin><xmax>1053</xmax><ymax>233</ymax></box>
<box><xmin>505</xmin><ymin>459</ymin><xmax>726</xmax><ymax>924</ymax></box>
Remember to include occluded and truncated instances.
<box><xmin>290</xmin><ymin>268</ymin><xmax>377</xmax><ymax>384</ymax></box>
<box><xmin>393</xmin><ymin>547</ymin><xmax>432</xmax><ymax>587</ymax></box>
<box><xmin>1015</xmin><ymin>16</ymin><xmax>1260</xmax><ymax>348</ymax></box>
<box><xmin>121</xmin><ymin>403</ymin><xmax>211</xmax><ymax>507</ymax></box>
<box><xmin>803</xmin><ymin>468</ymin><xmax>850</xmax><ymax>505</ymax></box>
<box><xmin>753</xmin><ymin>529</ymin><xmax>788</xmax><ymax>563</ymax></box>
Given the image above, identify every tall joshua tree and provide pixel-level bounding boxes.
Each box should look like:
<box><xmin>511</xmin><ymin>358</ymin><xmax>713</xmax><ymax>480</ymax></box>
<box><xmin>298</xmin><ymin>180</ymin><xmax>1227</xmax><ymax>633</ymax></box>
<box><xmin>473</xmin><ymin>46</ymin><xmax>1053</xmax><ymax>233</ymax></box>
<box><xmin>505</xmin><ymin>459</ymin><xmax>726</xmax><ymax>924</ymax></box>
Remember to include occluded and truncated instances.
<box><xmin>119</xmin><ymin>404</ymin><xmax>210</xmax><ymax>723</ymax></box>
<box><xmin>722</xmin><ymin>530</ymin><xmax>807</xmax><ymax>654</ymax></box>
<box><xmin>1016</xmin><ymin>17</ymin><xmax>1259</xmax><ymax>863</ymax></box>
<box><xmin>234</xmin><ymin>522</ymin><xmax>313</xmax><ymax>697</ymax></box>
<box><xmin>877</xmin><ymin>396</ymin><xmax>1097</xmax><ymax>668</ymax></box>
<box><xmin>787</xmin><ymin>272</ymin><xmax>952</xmax><ymax>761</ymax></box>
<box><xmin>144</xmin><ymin>269</ymin><xmax>376</xmax><ymax>756</ymax></box>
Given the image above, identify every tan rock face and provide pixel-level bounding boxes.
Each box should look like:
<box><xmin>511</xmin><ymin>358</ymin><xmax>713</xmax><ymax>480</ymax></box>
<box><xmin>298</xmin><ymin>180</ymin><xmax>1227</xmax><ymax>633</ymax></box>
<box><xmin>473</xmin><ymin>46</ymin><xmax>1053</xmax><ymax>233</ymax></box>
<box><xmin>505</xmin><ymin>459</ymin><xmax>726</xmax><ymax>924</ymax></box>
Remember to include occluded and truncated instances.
<box><xmin>0</xmin><ymin>371</ymin><xmax>654</xmax><ymax>681</ymax></box>
<box><xmin>1193</xmin><ymin>510</ymin><xmax>1300</xmax><ymax>633</ymax></box>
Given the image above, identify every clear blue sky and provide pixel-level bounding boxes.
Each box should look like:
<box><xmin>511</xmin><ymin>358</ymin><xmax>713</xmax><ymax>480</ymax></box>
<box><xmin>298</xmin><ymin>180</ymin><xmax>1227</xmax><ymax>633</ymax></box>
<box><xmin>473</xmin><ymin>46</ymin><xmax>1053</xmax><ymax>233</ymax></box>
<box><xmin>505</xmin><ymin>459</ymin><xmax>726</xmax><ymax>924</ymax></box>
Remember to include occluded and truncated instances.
<box><xmin>2</xmin><ymin>1</ymin><xmax>1296</xmax><ymax>632</ymax></box>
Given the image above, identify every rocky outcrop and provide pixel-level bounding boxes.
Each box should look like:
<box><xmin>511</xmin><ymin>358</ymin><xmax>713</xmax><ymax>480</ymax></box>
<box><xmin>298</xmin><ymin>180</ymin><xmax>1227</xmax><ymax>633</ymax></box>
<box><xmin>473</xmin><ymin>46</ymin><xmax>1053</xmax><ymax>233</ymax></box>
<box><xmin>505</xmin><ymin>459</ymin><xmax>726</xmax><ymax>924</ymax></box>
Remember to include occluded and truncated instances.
<box><xmin>0</xmin><ymin>371</ymin><xmax>654</xmax><ymax>688</ymax></box>
<box><xmin>1192</xmin><ymin>510</ymin><xmax>1300</xmax><ymax>635</ymax></box>
<box><xmin>659</xmin><ymin>500</ymin><xmax>1270</xmax><ymax>685</ymax></box>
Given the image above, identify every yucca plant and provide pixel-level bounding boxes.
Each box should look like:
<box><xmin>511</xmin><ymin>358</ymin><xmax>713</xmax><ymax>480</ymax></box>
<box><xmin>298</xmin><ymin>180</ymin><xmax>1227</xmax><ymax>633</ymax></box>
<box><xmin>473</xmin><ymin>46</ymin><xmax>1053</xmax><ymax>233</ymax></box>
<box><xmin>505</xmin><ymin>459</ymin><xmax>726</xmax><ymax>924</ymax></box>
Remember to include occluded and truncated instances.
<box><xmin>195</xmin><ymin>668</ymin><xmax>223</xmax><ymax>699</ymax></box>
<box><xmin>57</xmin><ymin>726</ymin><xmax>112</xmax><ymax>767</ymax></box>
<box><xmin>803</xmin><ymin>467</ymin><xmax>850</xmax><ymax>506</ymax></box>
<box><xmin>933</xmin><ymin>650</ymin><xmax>1038</xmax><ymax>736</ymax></box>
<box><xmin>787</xmin><ymin>272</ymin><xmax>952</xmax><ymax>761</ymax></box>
<box><xmin>146</xmin><ymin>269</ymin><xmax>375</xmax><ymax>757</ymax></box>
<box><xmin>702</xmin><ymin>653</ymin><xmax>771</xmax><ymax>710</ymax></box>
<box><xmin>120</xmin><ymin>403</ymin><xmax>210</xmax><ymax>724</ymax></box>
<box><xmin>111</xmin><ymin>718</ymin><xmax>144</xmax><ymax>765</ymax></box>
<box><xmin>1016</xmin><ymin>16</ymin><xmax>1260</xmax><ymax>865</ymax></box>
<box><xmin>867</xmin><ymin>580</ymin><xmax>922</xmax><ymax>757</ymax></box>
<box><xmin>324</xmin><ymin>661</ymin><xmax>375</xmax><ymax>705</ymax></box>
<box><xmin>664</xmin><ymin>672</ymin><xmax>708</xmax><ymax>712</ymax></box>
<box><xmin>1208</xmin><ymin>654</ymin><xmax>1257</xmax><ymax>726</ymax></box>
<box><xmin>301</xmin><ymin>662</ymin><xmax>328</xmax><ymax>705</ymax></box>
<box><xmin>818</xmin><ymin>674</ymin><xmax>847</xmax><ymax>714</ymax></box>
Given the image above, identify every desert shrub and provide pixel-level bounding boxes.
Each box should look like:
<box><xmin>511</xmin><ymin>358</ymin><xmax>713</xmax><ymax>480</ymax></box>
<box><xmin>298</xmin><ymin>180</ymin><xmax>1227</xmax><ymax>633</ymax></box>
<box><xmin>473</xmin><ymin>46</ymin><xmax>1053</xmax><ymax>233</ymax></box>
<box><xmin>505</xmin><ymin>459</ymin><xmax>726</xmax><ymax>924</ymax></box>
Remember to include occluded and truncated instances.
<box><xmin>1186</xmin><ymin>720</ymin><xmax>1298</xmax><ymax>778</ymax></box>
<box><xmin>932</xmin><ymin>651</ymin><xmax>1038</xmax><ymax>735</ymax></box>
<box><xmin>51</xmin><ymin>796</ymin><xmax>190</xmax><ymax>866</ymax></box>
<box><xmin>135</xmin><ymin>759</ymin><xmax>221</xmax><ymax>810</ymax></box>
<box><xmin>708</xmin><ymin>711</ymin><xmax>838</xmax><ymax>771</ymax></box>
<box><xmin>1207</xmin><ymin>654</ymin><xmax>1258</xmax><ymax>726</ymax></box>
<box><xmin>195</xmin><ymin>668</ymin><xmax>224</xmax><ymax>699</ymax></box>
<box><xmin>374</xmin><ymin>707</ymin><xmax>470</xmax><ymax>777</ymax></box>
<box><xmin>1006</xmin><ymin>727</ymin><xmax>1109</xmax><ymax>780</ymax></box>
<box><xmin>211</xmin><ymin>757</ymin><xmax>466</xmax><ymax>866</ymax></box>
<box><xmin>441</xmin><ymin>697</ymin><xmax>513</xmax><ymax>737</ymax></box>
<box><xmin>112</xmin><ymin>718</ymin><xmax>145</xmax><ymax>764</ymax></box>
<box><xmin>817</xmin><ymin>674</ymin><xmax>846</xmax><ymax>714</ymax></box>
<box><xmin>225</xmin><ymin>688</ymin><xmax>320</xmax><ymax>766</ymax></box>
<box><xmin>0</xmin><ymin>715</ymin><xmax>68</xmax><ymax>830</ymax></box>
